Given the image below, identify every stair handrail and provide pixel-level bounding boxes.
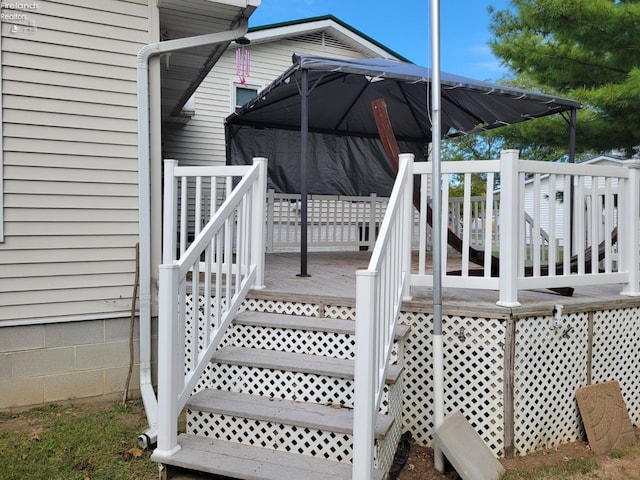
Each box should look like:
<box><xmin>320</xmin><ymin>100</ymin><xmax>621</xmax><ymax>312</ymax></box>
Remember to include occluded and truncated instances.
<box><xmin>353</xmin><ymin>154</ymin><xmax>413</xmax><ymax>479</ymax></box>
<box><xmin>155</xmin><ymin>157</ymin><xmax>267</xmax><ymax>458</ymax></box>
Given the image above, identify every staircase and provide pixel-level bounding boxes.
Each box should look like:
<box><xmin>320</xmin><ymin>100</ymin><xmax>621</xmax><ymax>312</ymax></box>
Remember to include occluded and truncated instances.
<box><xmin>152</xmin><ymin>309</ymin><xmax>410</xmax><ymax>479</ymax></box>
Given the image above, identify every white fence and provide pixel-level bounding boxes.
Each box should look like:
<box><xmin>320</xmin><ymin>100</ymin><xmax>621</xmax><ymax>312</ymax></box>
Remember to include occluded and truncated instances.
<box><xmin>154</xmin><ymin>158</ymin><xmax>267</xmax><ymax>458</ymax></box>
<box><xmin>266</xmin><ymin>192</ymin><xmax>544</xmax><ymax>255</ymax></box>
<box><xmin>266</xmin><ymin>191</ymin><xmax>389</xmax><ymax>252</ymax></box>
<box><xmin>411</xmin><ymin>150</ymin><xmax>640</xmax><ymax>305</ymax></box>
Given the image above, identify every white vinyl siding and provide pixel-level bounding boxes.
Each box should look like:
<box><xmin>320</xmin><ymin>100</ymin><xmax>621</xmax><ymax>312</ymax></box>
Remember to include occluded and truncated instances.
<box><xmin>521</xmin><ymin>157</ymin><xmax>624</xmax><ymax>248</ymax></box>
<box><xmin>163</xmin><ymin>31</ymin><xmax>377</xmax><ymax>166</ymax></box>
<box><xmin>0</xmin><ymin>0</ymin><xmax>149</xmax><ymax>323</ymax></box>
<box><xmin>0</xmin><ymin>29</ymin><xmax>4</xmax><ymax>243</ymax></box>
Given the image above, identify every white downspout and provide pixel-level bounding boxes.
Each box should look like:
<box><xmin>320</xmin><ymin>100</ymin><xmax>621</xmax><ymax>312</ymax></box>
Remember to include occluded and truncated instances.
<box><xmin>136</xmin><ymin>17</ymin><xmax>249</xmax><ymax>449</ymax></box>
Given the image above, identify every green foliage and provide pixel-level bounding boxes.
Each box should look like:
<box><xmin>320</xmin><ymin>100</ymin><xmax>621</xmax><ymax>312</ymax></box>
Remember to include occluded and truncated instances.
<box><xmin>440</xmin><ymin>125</ymin><xmax>584</xmax><ymax>197</ymax></box>
<box><xmin>610</xmin><ymin>440</ymin><xmax>640</xmax><ymax>459</ymax></box>
<box><xmin>500</xmin><ymin>457</ymin><xmax>598</xmax><ymax>479</ymax></box>
<box><xmin>489</xmin><ymin>0</ymin><xmax>640</xmax><ymax>156</ymax></box>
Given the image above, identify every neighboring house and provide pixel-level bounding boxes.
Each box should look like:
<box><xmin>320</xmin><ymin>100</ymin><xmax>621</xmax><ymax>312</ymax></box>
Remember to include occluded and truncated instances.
<box><xmin>163</xmin><ymin>15</ymin><xmax>409</xmax><ymax>167</ymax></box>
<box><xmin>0</xmin><ymin>0</ymin><xmax>260</xmax><ymax>410</ymax></box>
<box><xmin>520</xmin><ymin>155</ymin><xmax>625</xmax><ymax>247</ymax></box>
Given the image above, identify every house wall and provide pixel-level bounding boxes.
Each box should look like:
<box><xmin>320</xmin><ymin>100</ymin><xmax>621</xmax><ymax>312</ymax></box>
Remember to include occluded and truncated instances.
<box><xmin>0</xmin><ymin>0</ymin><xmax>151</xmax><ymax>409</ymax></box>
<box><xmin>522</xmin><ymin>158</ymin><xmax>624</xmax><ymax>248</ymax></box>
<box><xmin>0</xmin><ymin>317</ymin><xmax>159</xmax><ymax>409</ymax></box>
<box><xmin>163</xmin><ymin>31</ymin><xmax>376</xmax><ymax>166</ymax></box>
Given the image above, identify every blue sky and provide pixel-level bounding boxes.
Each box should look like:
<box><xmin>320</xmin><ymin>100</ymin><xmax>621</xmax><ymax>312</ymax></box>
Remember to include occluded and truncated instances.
<box><xmin>250</xmin><ymin>0</ymin><xmax>511</xmax><ymax>81</ymax></box>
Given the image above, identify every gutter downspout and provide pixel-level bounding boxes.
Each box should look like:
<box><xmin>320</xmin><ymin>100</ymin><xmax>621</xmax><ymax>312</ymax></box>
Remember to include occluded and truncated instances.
<box><xmin>136</xmin><ymin>17</ymin><xmax>249</xmax><ymax>449</ymax></box>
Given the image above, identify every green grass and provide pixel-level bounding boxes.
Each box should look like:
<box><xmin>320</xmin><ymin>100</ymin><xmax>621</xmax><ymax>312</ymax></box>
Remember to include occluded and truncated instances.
<box><xmin>0</xmin><ymin>401</ymin><xmax>157</xmax><ymax>480</ymax></box>
<box><xmin>500</xmin><ymin>457</ymin><xmax>598</xmax><ymax>480</ymax></box>
<box><xmin>611</xmin><ymin>441</ymin><xmax>640</xmax><ymax>459</ymax></box>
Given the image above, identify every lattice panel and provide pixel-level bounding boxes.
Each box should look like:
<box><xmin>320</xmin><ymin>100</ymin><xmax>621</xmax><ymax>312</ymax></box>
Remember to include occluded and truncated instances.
<box><xmin>242</xmin><ymin>297</ymin><xmax>320</xmax><ymax>317</ymax></box>
<box><xmin>513</xmin><ymin>313</ymin><xmax>588</xmax><ymax>455</ymax></box>
<box><xmin>196</xmin><ymin>363</ymin><xmax>396</xmax><ymax>414</ymax></box>
<box><xmin>592</xmin><ymin>308</ymin><xmax>640</xmax><ymax>425</ymax></box>
<box><xmin>400</xmin><ymin>311</ymin><xmax>506</xmax><ymax>455</ymax></box>
<box><xmin>375</xmin><ymin>375</ymin><xmax>405</xmax><ymax>472</ymax></box>
<box><xmin>323</xmin><ymin>304</ymin><xmax>356</xmax><ymax>320</ymax></box>
<box><xmin>230</xmin><ymin>325</ymin><xmax>355</xmax><ymax>359</ymax></box>
<box><xmin>200</xmin><ymin>364</ymin><xmax>353</xmax><ymax>406</ymax></box>
<box><xmin>187</xmin><ymin>411</ymin><xmax>354</xmax><ymax>463</ymax></box>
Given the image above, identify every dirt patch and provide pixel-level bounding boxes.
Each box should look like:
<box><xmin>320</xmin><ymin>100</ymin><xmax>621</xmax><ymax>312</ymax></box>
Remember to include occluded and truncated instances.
<box><xmin>396</xmin><ymin>427</ymin><xmax>640</xmax><ymax>480</ymax></box>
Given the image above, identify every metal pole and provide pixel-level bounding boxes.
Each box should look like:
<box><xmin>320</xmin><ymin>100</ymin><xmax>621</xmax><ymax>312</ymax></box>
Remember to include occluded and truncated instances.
<box><xmin>430</xmin><ymin>0</ymin><xmax>445</xmax><ymax>472</ymax></box>
<box><xmin>298</xmin><ymin>69</ymin><xmax>310</xmax><ymax>277</ymax></box>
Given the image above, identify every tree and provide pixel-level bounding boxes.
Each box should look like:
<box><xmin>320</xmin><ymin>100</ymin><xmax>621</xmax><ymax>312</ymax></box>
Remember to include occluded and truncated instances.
<box><xmin>488</xmin><ymin>0</ymin><xmax>640</xmax><ymax>157</ymax></box>
<box><xmin>441</xmin><ymin>125</ymin><xmax>584</xmax><ymax>196</ymax></box>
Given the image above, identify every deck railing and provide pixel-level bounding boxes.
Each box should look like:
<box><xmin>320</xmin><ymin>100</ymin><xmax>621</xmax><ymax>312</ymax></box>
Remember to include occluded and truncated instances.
<box><xmin>266</xmin><ymin>191</ymin><xmax>388</xmax><ymax>251</ymax></box>
<box><xmin>154</xmin><ymin>158</ymin><xmax>267</xmax><ymax>457</ymax></box>
<box><xmin>412</xmin><ymin>150</ymin><xmax>640</xmax><ymax>305</ymax></box>
<box><xmin>265</xmin><ymin>191</ymin><xmax>550</xmax><ymax>255</ymax></box>
<box><xmin>353</xmin><ymin>154</ymin><xmax>413</xmax><ymax>479</ymax></box>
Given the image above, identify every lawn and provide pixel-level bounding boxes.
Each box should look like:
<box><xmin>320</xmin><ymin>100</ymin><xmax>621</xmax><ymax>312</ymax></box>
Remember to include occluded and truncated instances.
<box><xmin>1</xmin><ymin>400</ymin><xmax>639</xmax><ymax>480</ymax></box>
<box><xmin>0</xmin><ymin>401</ymin><xmax>157</xmax><ymax>480</ymax></box>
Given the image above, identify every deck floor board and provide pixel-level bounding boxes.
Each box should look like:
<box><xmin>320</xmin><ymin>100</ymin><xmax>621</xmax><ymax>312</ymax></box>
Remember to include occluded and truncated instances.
<box><xmin>253</xmin><ymin>251</ymin><xmax>635</xmax><ymax>317</ymax></box>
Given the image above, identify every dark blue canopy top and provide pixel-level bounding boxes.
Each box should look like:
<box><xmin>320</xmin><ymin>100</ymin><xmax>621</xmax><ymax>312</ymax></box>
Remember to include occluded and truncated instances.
<box><xmin>225</xmin><ymin>54</ymin><xmax>580</xmax><ymax>196</ymax></box>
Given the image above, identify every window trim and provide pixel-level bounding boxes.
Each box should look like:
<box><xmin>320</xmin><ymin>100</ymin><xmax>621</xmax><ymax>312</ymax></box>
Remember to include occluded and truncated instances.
<box><xmin>230</xmin><ymin>80</ymin><xmax>262</xmax><ymax>113</ymax></box>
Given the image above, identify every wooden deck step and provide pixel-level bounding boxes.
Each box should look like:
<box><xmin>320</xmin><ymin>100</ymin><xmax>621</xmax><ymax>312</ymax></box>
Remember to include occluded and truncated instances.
<box><xmin>214</xmin><ymin>346</ymin><xmax>403</xmax><ymax>384</ymax></box>
<box><xmin>153</xmin><ymin>433</ymin><xmax>385</xmax><ymax>480</ymax></box>
<box><xmin>234</xmin><ymin>311</ymin><xmax>411</xmax><ymax>340</ymax></box>
<box><xmin>187</xmin><ymin>389</ymin><xmax>393</xmax><ymax>439</ymax></box>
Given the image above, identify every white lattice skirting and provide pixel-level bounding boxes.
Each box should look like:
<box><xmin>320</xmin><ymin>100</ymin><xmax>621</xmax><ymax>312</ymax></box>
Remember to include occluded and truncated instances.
<box><xmin>237</xmin><ymin>297</ymin><xmax>640</xmax><ymax>457</ymax></box>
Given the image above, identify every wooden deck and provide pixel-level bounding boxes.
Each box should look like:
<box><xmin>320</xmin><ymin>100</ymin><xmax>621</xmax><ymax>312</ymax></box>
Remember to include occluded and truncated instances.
<box><xmin>252</xmin><ymin>251</ymin><xmax>640</xmax><ymax>318</ymax></box>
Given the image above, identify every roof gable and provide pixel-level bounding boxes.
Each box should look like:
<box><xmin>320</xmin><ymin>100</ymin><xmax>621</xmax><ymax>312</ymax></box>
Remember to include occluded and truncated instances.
<box><xmin>245</xmin><ymin>15</ymin><xmax>409</xmax><ymax>61</ymax></box>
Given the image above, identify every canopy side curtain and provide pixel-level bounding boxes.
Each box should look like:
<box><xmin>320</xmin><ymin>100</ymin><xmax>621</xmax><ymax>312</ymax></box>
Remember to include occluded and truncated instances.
<box><xmin>226</xmin><ymin>124</ymin><xmax>426</xmax><ymax>196</ymax></box>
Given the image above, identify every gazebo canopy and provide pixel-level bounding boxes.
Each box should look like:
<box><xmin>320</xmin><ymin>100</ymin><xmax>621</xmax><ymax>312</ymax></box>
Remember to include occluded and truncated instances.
<box><xmin>225</xmin><ymin>54</ymin><xmax>581</xmax><ymax>196</ymax></box>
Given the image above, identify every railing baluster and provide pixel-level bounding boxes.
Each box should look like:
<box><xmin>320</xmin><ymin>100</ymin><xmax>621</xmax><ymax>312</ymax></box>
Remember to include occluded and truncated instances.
<box><xmin>604</xmin><ymin>178</ymin><xmax>614</xmax><ymax>273</ymax></box>
<box><xmin>461</xmin><ymin>173</ymin><xmax>471</xmax><ymax>275</ymax></box>
<box><xmin>563</xmin><ymin>174</ymin><xmax>572</xmax><ymax>275</ymax></box>
<box><xmin>180</xmin><ymin>176</ymin><xmax>187</xmax><ymax>256</ymax></box>
<box><xmin>591</xmin><ymin>177</ymin><xmax>599</xmax><ymax>274</ymax></box>
<box><xmin>533</xmin><ymin>174</ymin><xmax>542</xmax><ymax>276</ymax></box>
<box><xmin>441</xmin><ymin>173</ymin><xmax>450</xmax><ymax>275</ymax></box>
<box><xmin>548</xmin><ymin>174</ymin><xmax>557</xmax><ymax>272</ymax></box>
<box><xmin>576</xmin><ymin>177</ymin><xmax>586</xmax><ymax>275</ymax></box>
<box><xmin>483</xmin><ymin>172</ymin><xmax>494</xmax><ymax>275</ymax></box>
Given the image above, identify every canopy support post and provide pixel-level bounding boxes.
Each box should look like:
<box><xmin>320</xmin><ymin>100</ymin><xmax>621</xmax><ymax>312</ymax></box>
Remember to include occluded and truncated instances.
<box><xmin>298</xmin><ymin>68</ymin><xmax>310</xmax><ymax>277</ymax></box>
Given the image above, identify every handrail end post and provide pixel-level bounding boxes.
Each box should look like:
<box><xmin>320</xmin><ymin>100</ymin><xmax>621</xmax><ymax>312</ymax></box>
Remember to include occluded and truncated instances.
<box><xmin>156</xmin><ymin>263</ymin><xmax>181</xmax><ymax>456</ymax></box>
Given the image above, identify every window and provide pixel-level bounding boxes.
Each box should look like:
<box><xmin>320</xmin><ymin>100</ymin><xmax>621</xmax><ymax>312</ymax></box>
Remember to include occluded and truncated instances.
<box><xmin>233</xmin><ymin>84</ymin><xmax>259</xmax><ymax>112</ymax></box>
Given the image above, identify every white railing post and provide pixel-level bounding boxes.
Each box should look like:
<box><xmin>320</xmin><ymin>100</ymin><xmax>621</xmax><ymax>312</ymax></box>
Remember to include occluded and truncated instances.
<box><xmin>162</xmin><ymin>160</ymin><xmax>178</xmax><ymax>263</ymax></box>
<box><xmin>497</xmin><ymin>150</ymin><xmax>521</xmax><ymax>307</ymax></box>
<box><xmin>621</xmin><ymin>159</ymin><xmax>640</xmax><ymax>296</ymax></box>
<box><xmin>368</xmin><ymin>193</ymin><xmax>377</xmax><ymax>251</ymax></box>
<box><xmin>353</xmin><ymin>269</ymin><xmax>376</xmax><ymax>480</ymax></box>
<box><xmin>155</xmin><ymin>263</ymin><xmax>181</xmax><ymax>458</ymax></box>
<box><xmin>266</xmin><ymin>189</ymin><xmax>274</xmax><ymax>253</ymax></box>
<box><xmin>252</xmin><ymin>157</ymin><xmax>267</xmax><ymax>289</ymax></box>
<box><xmin>400</xmin><ymin>153</ymin><xmax>414</xmax><ymax>300</ymax></box>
